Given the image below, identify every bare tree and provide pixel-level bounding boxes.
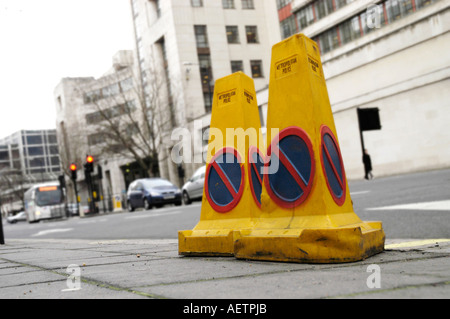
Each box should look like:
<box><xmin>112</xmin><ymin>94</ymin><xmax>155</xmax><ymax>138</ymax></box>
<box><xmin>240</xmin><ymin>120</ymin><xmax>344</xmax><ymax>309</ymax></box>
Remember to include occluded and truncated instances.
<box><xmin>0</xmin><ymin>168</ymin><xmax>27</xmax><ymax>211</ymax></box>
<box><xmin>78</xmin><ymin>54</ymin><xmax>179</xmax><ymax>178</ymax></box>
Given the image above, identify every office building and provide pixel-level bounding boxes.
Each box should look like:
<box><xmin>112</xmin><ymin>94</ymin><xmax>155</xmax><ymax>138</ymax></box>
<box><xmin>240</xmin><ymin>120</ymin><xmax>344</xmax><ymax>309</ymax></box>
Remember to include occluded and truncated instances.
<box><xmin>277</xmin><ymin>0</ymin><xmax>449</xmax><ymax>178</ymax></box>
<box><xmin>0</xmin><ymin>129</ymin><xmax>61</xmax><ymax>213</ymax></box>
<box><xmin>54</xmin><ymin>51</ymin><xmax>140</xmax><ymax>208</ymax></box>
<box><xmin>130</xmin><ymin>0</ymin><xmax>281</xmax><ymax>181</ymax></box>
<box><xmin>0</xmin><ymin>129</ymin><xmax>61</xmax><ymax>178</ymax></box>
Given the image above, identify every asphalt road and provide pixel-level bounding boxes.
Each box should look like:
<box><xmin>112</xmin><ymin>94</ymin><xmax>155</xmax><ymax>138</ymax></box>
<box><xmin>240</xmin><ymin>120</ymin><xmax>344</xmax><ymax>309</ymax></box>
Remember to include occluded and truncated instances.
<box><xmin>2</xmin><ymin>168</ymin><xmax>449</xmax><ymax>241</ymax></box>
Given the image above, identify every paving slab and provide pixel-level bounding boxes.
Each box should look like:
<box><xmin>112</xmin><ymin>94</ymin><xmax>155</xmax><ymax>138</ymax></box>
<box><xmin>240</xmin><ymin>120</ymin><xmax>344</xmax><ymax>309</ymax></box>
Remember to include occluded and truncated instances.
<box><xmin>0</xmin><ymin>238</ymin><xmax>448</xmax><ymax>300</ymax></box>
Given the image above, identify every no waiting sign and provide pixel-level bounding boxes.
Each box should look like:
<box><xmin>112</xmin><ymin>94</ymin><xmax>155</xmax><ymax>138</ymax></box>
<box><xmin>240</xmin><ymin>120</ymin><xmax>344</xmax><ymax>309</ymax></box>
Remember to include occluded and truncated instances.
<box><xmin>320</xmin><ymin>125</ymin><xmax>346</xmax><ymax>206</ymax></box>
<box><xmin>248</xmin><ymin>146</ymin><xmax>265</xmax><ymax>208</ymax></box>
<box><xmin>265</xmin><ymin>126</ymin><xmax>315</xmax><ymax>209</ymax></box>
<box><xmin>205</xmin><ymin>147</ymin><xmax>245</xmax><ymax>213</ymax></box>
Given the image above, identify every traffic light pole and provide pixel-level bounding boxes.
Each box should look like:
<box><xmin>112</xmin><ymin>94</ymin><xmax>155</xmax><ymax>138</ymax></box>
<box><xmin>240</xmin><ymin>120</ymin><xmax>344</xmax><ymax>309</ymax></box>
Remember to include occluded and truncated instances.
<box><xmin>73</xmin><ymin>179</ymin><xmax>79</xmax><ymax>211</ymax></box>
<box><xmin>0</xmin><ymin>197</ymin><xmax>5</xmax><ymax>245</ymax></box>
<box><xmin>84</xmin><ymin>155</ymin><xmax>96</xmax><ymax>215</ymax></box>
<box><xmin>357</xmin><ymin>107</ymin><xmax>382</xmax><ymax>165</ymax></box>
<box><xmin>0</xmin><ymin>215</ymin><xmax>4</xmax><ymax>245</ymax></box>
<box><xmin>357</xmin><ymin>108</ymin><xmax>366</xmax><ymax>159</ymax></box>
<box><xmin>69</xmin><ymin>163</ymin><xmax>80</xmax><ymax>216</ymax></box>
<box><xmin>85</xmin><ymin>171</ymin><xmax>95</xmax><ymax>215</ymax></box>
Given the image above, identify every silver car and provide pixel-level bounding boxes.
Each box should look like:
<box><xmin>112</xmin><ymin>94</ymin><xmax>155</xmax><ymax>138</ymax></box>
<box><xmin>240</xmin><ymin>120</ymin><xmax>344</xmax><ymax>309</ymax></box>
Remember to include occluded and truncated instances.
<box><xmin>182</xmin><ymin>166</ymin><xmax>206</xmax><ymax>205</ymax></box>
<box><xmin>7</xmin><ymin>211</ymin><xmax>27</xmax><ymax>224</ymax></box>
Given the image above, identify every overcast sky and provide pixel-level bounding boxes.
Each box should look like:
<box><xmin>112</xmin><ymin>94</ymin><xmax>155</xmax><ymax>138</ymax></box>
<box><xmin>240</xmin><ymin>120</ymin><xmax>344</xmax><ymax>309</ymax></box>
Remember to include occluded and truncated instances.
<box><xmin>0</xmin><ymin>0</ymin><xmax>135</xmax><ymax>138</ymax></box>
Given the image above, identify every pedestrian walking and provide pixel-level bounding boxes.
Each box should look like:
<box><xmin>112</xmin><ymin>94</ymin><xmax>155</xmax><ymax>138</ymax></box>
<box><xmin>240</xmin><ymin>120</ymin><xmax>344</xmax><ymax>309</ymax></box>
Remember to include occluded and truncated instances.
<box><xmin>363</xmin><ymin>149</ymin><xmax>373</xmax><ymax>180</ymax></box>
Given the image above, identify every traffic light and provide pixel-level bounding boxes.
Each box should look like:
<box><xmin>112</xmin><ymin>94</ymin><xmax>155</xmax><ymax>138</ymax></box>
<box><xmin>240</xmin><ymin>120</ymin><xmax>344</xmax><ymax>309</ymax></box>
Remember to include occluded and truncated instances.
<box><xmin>70</xmin><ymin>163</ymin><xmax>77</xmax><ymax>181</ymax></box>
<box><xmin>58</xmin><ymin>175</ymin><xmax>66</xmax><ymax>189</ymax></box>
<box><xmin>84</xmin><ymin>155</ymin><xmax>94</xmax><ymax>173</ymax></box>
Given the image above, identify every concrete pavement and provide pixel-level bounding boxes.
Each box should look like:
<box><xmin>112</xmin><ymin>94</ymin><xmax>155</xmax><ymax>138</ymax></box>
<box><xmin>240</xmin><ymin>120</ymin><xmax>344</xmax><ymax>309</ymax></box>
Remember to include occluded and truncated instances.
<box><xmin>0</xmin><ymin>237</ymin><xmax>449</xmax><ymax>300</ymax></box>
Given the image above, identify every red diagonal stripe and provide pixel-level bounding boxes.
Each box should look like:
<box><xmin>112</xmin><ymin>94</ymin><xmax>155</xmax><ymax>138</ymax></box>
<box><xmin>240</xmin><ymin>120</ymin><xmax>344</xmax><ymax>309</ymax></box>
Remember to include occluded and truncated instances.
<box><xmin>212</xmin><ymin>161</ymin><xmax>238</xmax><ymax>197</ymax></box>
<box><xmin>251</xmin><ymin>161</ymin><xmax>262</xmax><ymax>185</ymax></box>
<box><xmin>274</xmin><ymin>144</ymin><xmax>308</xmax><ymax>192</ymax></box>
<box><xmin>323</xmin><ymin>145</ymin><xmax>344</xmax><ymax>190</ymax></box>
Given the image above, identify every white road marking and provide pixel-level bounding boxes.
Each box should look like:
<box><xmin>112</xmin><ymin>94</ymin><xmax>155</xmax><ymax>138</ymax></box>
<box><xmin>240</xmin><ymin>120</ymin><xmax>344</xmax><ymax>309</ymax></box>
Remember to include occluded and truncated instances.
<box><xmin>350</xmin><ymin>190</ymin><xmax>370</xmax><ymax>196</ymax></box>
<box><xmin>32</xmin><ymin>228</ymin><xmax>73</xmax><ymax>237</ymax></box>
<box><xmin>367</xmin><ymin>199</ymin><xmax>450</xmax><ymax>212</ymax></box>
<box><xmin>385</xmin><ymin>239</ymin><xmax>450</xmax><ymax>249</ymax></box>
<box><xmin>124</xmin><ymin>210</ymin><xmax>183</xmax><ymax>220</ymax></box>
<box><xmin>77</xmin><ymin>218</ymin><xmax>107</xmax><ymax>224</ymax></box>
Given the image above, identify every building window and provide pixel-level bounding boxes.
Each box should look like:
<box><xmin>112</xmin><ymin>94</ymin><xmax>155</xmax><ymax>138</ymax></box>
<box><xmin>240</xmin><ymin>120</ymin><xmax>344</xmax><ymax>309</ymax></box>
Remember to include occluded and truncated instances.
<box><xmin>245</xmin><ymin>26</ymin><xmax>259</xmax><ymax>43</ymax></box>
<box><xmin>47</xmin><ymin>134</ymin><xmax>57</xmax><ymax>144</ymax></box>
<box><xmin>385</xmin><ymin>0</ymin><xmax>414</xmax><ymax>24</ymax></box>
<box><xmin>0</xmin><ymin>150</ymin><xmax>8</xmax><ymax>161</ymax></box>
<box><xmin>86</xmin><ymin>112</ymin><xmax>103</xmax><ymax>125</ymax></box>
<box><xmin>281</xmin><ymin>15</ymin><xmax>297</xmax><ymax>39</ymax></box>
<box><xmin>360</xmin><ymin>9</ymin><xmax>385</xmax><ymax>35</ymax></box>
<box><xmin>191</xmin><ymin>0</ymin><xmax>203</xmax><ymax>7</ymax></box>
<box><xmin>258</xmin><ymin>104</ymin><xmax>265</xmax><ymax>127</ymax></box>
<box><xmin>338</xmin><ymin>16</ymin><xmax>361</xmax><ymax>45</ymax></box>
<box><xmin>202</xmin><ymin>126</ymin><xmax>210</xmax><ymax>146</ymax></box>
<box><xmin>29</xmin><ymin>156</ymin><xmax>45</xmax><ymax>168</ymax></box>
<box><xmin>315</xmin><ymin>0</ymin><xmax>334</xmax><ymax>20</ymax></box>
<box><xmin>310</xmin><ymin>0</ymin><xmax>437</xmax><ymax>55</ymax></box>
<box><xmin>416</xmin><ymin>0</ymin><xmax>438</xmax><ymax>9</ymax></box>
<box><xmin>231</xmin><ymin>60</ymin><xmax>244</xmax><ymax>73</ymax></box>
<box><xmin>335</xmin><ymin>0</ymin><xmax>349</xmax><ymax>9</ymax></box>
<box><xmin>26</xmin><ymin>135</ymin><xmax>43</xmax><ymax>145</ymax></box>
<box><xmin>194</xmin><ymin>25</ymin><xmax>209</xmax><ymax>48</ymax></box>
<box><xmin>88</xmin><ymin>133</ymin><xmax>105</xmax><ymax>146</ymax></box>
<box><xmin>84</xmin><ymin>89</ymin><xmax>101</xmax><ymax>104</ymax></box>
<box><xmin>277</xmin><ymin>0</ymin><xmax>292</xmax><ymax>10</ymax></box>
<box><xmin>198</xmin><ymin>54</ymin><xmax>214</xmax><ymax>113</ymax></box>
<box><xmin>102</xmin><ymin>83</ymin><xmax>120</xmax><ymax>99</ymax></box>
<box><xmin>250</xmin><ymin>60</ymin><xmax>263</xmax><ymax>78</ymax></box>
<box><xmin>222</xmin><ymin>0</ymin><xmax>235</xmax><ymax>9</ymax></box>
<box><xmin>242</xmin><ymin>0</ymin><xmax>254</xmax><ymax>9</ymax></box>
<box><xmin>296</xmin><ymin>4</ymin><xmax>315</xmax><ymax>30</ymax></box>
<box><xmin>226</xmin><ymin>26</ymin><xmax>240</xmax><ymax>43</ymax></box>
<box><xmin>203</xmin><ymin>92</ymin><xmax>213</xmax><ymax>113</ymax></box>
<box><xmin>50</xmin><ymin>156</ymin><xmax>60</xmax><ymax>166</ymax></box>
<box><xmin>49</xmin><ymin>145</ymin><xmax>59</xmax><ymax>155</ymax></box>
<box><xmin>27</xmin><ymin>147</ymin><xmax>44</xmax><ymax>156</ymax></box>
<box><xmin>155</xmin><ymin>0</ymin><xmax>162</xmax><ymax>18</ymax></box>
<box><xmin>316</xmin><ymin>27</ymin><xmax>339</xmax><ymax>54</ymax></box>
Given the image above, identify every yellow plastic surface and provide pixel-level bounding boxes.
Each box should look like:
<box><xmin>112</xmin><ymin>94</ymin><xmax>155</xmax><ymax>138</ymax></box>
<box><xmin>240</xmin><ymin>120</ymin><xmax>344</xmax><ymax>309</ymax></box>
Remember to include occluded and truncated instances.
<box><xmin>234</xmin><ymin>34</ymin><xmax>385</xmax><ymax>263</ymax></box>
<box><xmin>178</xmin><ymin>72</ymin><xmax>264</xmax><ymax>256</ymax></box>
<box><xmin>179</xmin><ymin>35</ymin><xmax>385</xmax><ymax>263</ymax></box>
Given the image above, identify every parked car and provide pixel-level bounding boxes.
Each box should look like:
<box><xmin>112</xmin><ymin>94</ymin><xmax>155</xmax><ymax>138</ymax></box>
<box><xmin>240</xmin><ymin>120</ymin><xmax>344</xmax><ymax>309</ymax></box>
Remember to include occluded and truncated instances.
<box><xmin>67</xmin><ymin>203</ymin><xmax>79</xmax><ymax>216</ymax></box>
<box><xmin>7</xmin><ymin>211</ymin><xmax>27</xmax><ymax>224</ymax></box>
<box><xmin>127</xmin><ymin>178</ymin><xmax>182</xmax><ymax>211</ymax></box>
<box><xmin>182</xmin><ymin>166</ymin><xmax>206</xmax><ymax>205</ymax></box>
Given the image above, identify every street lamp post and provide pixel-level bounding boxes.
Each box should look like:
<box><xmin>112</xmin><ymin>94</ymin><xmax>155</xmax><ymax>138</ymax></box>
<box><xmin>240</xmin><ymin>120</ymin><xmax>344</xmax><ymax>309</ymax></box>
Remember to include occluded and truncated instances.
<box><xmin>0</xmin><ymin>197</ymin><xmax>5</xmax><ymax>245</ymax></box>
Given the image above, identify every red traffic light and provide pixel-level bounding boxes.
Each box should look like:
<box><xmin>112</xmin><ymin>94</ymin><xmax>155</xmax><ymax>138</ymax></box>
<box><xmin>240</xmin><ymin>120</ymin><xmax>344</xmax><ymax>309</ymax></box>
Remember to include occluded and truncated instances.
<box><xmin>86</xmin><ymin>155</ymin><xmax>94</xmax><ymax>163</ymax></box>
<box><xmin>70</xmin><ymin>163</ymin><xmax>77</xmax><ymax>171</ymax></box>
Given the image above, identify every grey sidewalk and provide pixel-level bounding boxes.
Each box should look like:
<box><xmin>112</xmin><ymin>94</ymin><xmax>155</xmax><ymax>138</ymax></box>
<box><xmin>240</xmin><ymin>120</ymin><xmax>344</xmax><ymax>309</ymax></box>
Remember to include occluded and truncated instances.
<box><xmin>0</xmin><ymin>238</ymin><xmax>449</xmax><ymax>299</ymax></box>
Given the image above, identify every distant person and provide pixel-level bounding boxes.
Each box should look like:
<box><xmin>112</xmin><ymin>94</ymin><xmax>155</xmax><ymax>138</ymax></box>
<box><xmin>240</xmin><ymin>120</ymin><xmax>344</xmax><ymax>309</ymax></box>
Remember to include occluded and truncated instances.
<box><xmin>363</xmin><ymin>149</ymin><xmax>373</xmax><ymax>180</ymax></box>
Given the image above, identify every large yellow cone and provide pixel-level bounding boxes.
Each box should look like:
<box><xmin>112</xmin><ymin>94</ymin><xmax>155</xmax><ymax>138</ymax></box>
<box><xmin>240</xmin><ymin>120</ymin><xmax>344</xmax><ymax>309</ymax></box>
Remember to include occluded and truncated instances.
<box><xmin>233</xmin><ymin>34</ymin><xmax>385</xmax><ymax>263</ymax></box>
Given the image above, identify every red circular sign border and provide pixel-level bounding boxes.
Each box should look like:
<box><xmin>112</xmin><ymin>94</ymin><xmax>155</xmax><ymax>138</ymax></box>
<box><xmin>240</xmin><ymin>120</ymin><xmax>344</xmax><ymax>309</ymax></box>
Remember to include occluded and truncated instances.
<box><xmin>320</xmin><ymin>125</ymin><xmax>347</xmax><ymax>206</ymax></box>
<box><xmin>248</xmin><ymin>146</ymin><xmax>265</xmax><ymax>208</ymax></box>
<box><xmin>264</xmin><ymin>126</ymin><xmax>316</xmax><ymax>209</ymax></box>
<box><xmin>205</xmin><ymin>147</ymin><xmax>245</xmax><ymax>213</ymax></box>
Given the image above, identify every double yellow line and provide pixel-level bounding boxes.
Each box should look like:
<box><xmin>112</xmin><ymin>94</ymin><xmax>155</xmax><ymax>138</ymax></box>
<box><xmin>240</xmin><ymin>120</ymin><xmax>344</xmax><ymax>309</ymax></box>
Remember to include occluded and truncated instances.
<box><xmin>385</xmin><ymin>239</ymin><xmax>450</xmax><ymax>249</ymax></box>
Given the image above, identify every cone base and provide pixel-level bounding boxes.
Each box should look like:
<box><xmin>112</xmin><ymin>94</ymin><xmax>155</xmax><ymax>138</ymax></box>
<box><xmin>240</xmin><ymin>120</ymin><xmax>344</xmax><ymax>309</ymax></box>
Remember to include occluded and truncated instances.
<box><xmin>234</xmin><ymin>221</ymin><xmax>385</xmax><ymax>263</ymax></box>
<box><xmin>178</xmin><ymin>229</ymin><xmax>237</xmax><ymax>257</ymax></box>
